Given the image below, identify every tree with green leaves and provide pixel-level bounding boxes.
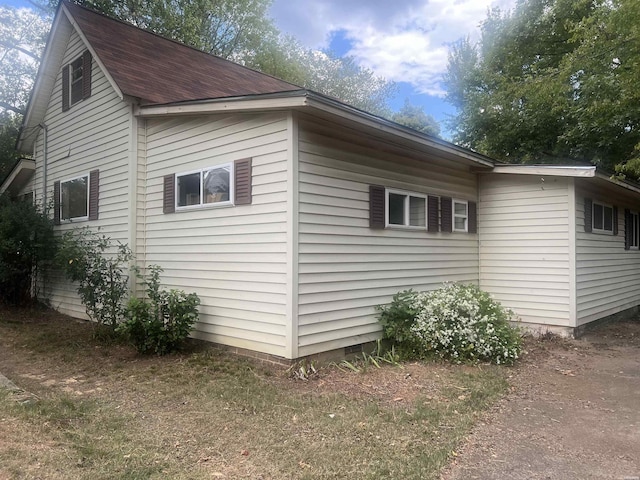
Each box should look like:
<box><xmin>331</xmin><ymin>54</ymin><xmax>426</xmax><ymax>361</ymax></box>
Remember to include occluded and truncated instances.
<box><xmin>444</xmin><ymin>0</ymin><xmax>640</xmax><ymax>174</ymax></box>
<box><xmin>391</xmin><ymin>99</ymin><xmax>440</xmax><ymax>137</ymax></box>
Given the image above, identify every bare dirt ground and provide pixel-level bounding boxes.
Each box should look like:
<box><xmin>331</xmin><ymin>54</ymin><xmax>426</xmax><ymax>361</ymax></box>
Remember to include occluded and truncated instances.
<box><xmin>442</xmin><ymin>319</ymin><xmax>640</xmax><ymax>480</ymax></box>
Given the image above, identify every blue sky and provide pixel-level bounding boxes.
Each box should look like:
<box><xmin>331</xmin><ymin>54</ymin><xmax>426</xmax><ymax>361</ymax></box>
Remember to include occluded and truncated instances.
<box><xmin>6</xmin><ymin>0</ymin><xmax>516</xmax><ymax>138</ymax></box>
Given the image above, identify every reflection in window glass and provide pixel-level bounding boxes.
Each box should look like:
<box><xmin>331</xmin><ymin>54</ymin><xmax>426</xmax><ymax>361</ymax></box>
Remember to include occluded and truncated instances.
<box><xmin>61</xmin><ymin>176</ymin><xmax>88</xmax><ymax>220</ymax></box>
<box><xmin>593</xmin><ymin>203</ymin><xmax>604</xmax><ymax>230</ymax></box>
<box><xmin>204</xmin><ymin>166</ymin><xmax>230</xmax><ymax>204</ymax></box>
<box><xmin>388</xmin><ymin>193</ymin><xmax>406</xmax><ymax>225</ymax></box>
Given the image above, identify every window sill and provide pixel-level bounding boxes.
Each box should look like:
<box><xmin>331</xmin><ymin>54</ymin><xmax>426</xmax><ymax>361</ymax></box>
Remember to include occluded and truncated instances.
<box><xmin>175</xmin><ymin>201</ymin><xmax>234</xmax><ymax>212</ymax></box>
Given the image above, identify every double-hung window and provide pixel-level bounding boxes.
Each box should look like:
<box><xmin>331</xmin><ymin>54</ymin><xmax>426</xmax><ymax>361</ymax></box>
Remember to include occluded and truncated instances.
<box><xmin>70</xmin><ymin>56</ymin><xmax>84</xmax><ymax>106</ymax></box>
<box><xmin>453</xmin><ymin>199</ymin><xmax>468</xmax><ymax>232</ymax></box>
<box><xmin>592</xmin><ymin>202</ymin><xmax>614</xmax><ymax>233</ymax></box>
<box><xmin>386</xmin><ymin>189</ymin><xmax>427</xmax><ymax>228</ymax></box>
<box><xmin>61</xmin><ymin>174</ymin><xmax>89</xmax><ymax>221</ymax></box>
<box><xmin>176</xmin><ymin>163</ymin><xmax>233</xmax><ymax>209</ymax></box>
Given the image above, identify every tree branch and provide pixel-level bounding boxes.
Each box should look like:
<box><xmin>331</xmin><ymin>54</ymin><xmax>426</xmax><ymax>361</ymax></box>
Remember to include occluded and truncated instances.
<box><xmin>0</xmin><ymin>40</ymin><xmax>41</xmax><ymax>61</ymax></box>
<box><xmin>0</xmin><ymin>101</ymin><xmax>25</xmax><ymax>115</ymax></box>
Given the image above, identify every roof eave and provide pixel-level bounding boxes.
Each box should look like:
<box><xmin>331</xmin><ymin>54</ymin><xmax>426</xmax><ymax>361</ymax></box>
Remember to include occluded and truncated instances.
<box><xmin>0</xmin><ymin>159</ymin><xmax>36</xmax><ymax>195</ymax></box>
<box><xmin>488</xmin><ymin>165</ymin><xmax>597</xmax><ymax>177</ymax></box>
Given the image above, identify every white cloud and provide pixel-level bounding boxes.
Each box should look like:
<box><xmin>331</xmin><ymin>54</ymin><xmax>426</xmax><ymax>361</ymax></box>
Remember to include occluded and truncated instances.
<box><xmin>270</xmin><ymin>0</ymin><xmax>516</xmax><ymax>97</ymax></box>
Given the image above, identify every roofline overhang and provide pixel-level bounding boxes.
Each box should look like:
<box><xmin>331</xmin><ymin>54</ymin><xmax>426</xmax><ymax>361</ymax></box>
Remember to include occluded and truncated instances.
<box><xmin>0</xmin><ymin>158</ymin><xmax>36</xmax><ymax>195</ymax></box>
<box><xmin>488</xmin><ymin>165</ymin><xmax>597</xmax><ymax>177</ymax></box>
<box><xmin>17</xmin><ymin>1</ymin><xmax>124</xmax><ymax>153</ymax></box>
<box><xmin>136</xmin><ymin>90</ymin><xmax>497</xmax><ymax>169</ymax></box>
<box><xmin>594</xmin><ymin>171</ymin><xmax>640</xmax><ymax>196</ymax></box>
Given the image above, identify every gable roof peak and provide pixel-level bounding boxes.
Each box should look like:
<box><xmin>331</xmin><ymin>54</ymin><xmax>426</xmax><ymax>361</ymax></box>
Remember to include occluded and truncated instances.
<box><xmin>61</xmin><ymin>0</ymin><xmax>301</xmax><ymax>105</ymax></box>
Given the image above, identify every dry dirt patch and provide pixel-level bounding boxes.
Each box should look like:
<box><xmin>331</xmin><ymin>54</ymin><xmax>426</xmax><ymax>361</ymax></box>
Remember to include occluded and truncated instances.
<box><xmin>443</xmin><ymin>319</ymin><xmax>640</xmax><ymax>480</ymax></box>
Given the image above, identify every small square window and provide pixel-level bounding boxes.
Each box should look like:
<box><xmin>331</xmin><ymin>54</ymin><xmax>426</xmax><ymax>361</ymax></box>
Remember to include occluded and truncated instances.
<box><xmin>592</xmin><ymin>202</ymin><xmax>613</xmax><ymax>233</ymax></box>
<box><xmin>176</xmin><ymin>163</ymin><xmax>233</xmax><ymax>209</ymax></box>
<box><xmin>61</xmin><ymin>175</ymin><xmax>88</xmax><ymax>220</ymax></box>
<box><xmin>453</xmin><ymin>200</ymin><xmax>468</xmax><ymax>232</ymax></box>
<box><xmin>386</xmin><ymin>189</ymin><xmax>428</xmax><ymax>228</ymax></box>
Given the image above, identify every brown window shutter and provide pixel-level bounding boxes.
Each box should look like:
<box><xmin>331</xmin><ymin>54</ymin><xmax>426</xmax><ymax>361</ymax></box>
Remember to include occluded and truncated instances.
<box><xmin>82</xmin><ymin>50</ymin><xmax>92</xmax><ymax>99</ymax></box>
<box><xmin>53</xmin><ymin>181</ymin><xmax>61</xmax><ymax>225</ymax></box>
<box><xmin>441</xmin><ymin>196</ymin><xmax>452</xmax><ymax>233</ymax></box>
<box><xmin>62</xmin><ymin>64</ymin><xmax>70</xmax><ymax>112</ymax></box>
<box><xmin>584</xmin><ymin>198</ymin><xmax>592</xmax><ymax>232</ymax></box>
<box><xmin>163</xmin><ymin>174</ymin><xmax>175</xmax><ymax>213</ymax></box>
<box><xmin>234</xmin><ymin>158</ymin><xmax>252</xmax><ymax>205</ymax></box>
<box><xmin>468</xmin><ymin>201</ymin><xmax>478</xmax><ymax>234</ymax></box>
<box><xmin>369</xmin><ymin>185</ymin><xmax>385</xmax><ymax>229</ymax></box>
<box><xmin>624</xmin><ymin>209</ymin><xmax>631</xmax><ymax>250</ymax></box>
<box><xmin>427</xmin><ymin>195</ymin><xmax>439</xmax><ymax>232</ymax></box>
<box><xmin>88</xmin><ymin>169</ymin><xmax>99</xmax><ymax>220</ymax></box>
<box><xmin>613</xmin><ymin>206</ymin><xmax>618</xmax><ymax>235</ymax></box>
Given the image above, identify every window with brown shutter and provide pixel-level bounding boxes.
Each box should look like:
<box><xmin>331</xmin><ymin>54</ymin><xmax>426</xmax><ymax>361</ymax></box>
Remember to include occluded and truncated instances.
<box><xmin>584</xmin><ymin>198</ymin><xmax>592</xmax><ymax>232</ymax></box>
<box><xmin>62</xmin><ymin>50</ymin><xmax>92</xmax><ymax>112</ymax></box>
<box><xmin>88</xmin><ymin>169</ymin><xmax>99</xmax><ymax>220</ymax></box>
<box><xmin>53</xmin><ymin>181</ymin><xmax>61</xmax><ymax>225</ymax></box>
<box><xmin>367</xmin><ymin>185</ymin><xmax>384</xmax><ymax>229</ymax></box>
<box><xmin>468</xmin><ymin>201</ymin><xmax>478</xmax><ymax>234</ymax></box>
<box><xmin>163</xmin><ymin>174</ymin><xmax>175</xmax><ymax>213</ymax></box>
<box><xmin>441</xmin><ymin>197</ymin><xmax>452</xmax><ymax>233</ymax></box>
<box><xmin>234</xmin><ymin>158</ymin><xmax>252</xmax><ymax>205</ymax></box>
<box><xmin>427</xmin><ymin>195</ymin><xmax>439</xmax><ymax>232</ymax></box>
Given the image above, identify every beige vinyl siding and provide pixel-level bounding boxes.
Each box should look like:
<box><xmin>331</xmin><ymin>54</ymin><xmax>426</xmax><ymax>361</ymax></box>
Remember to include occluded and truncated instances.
<box><xmin>296</xmin><ymin>115</ymin><xmax>479</xmax><ymax>357</ymax></box>
<box><xmin>143</xmin><ymin>113</ymin><xmax>289</xmax><ymax>356</ymax></box>
<box><xmin>575</xmin><ymin>180</ymin><xmax>640</xmax><ymax>325</ymax></box>
<box><xmin>33</xmin><ymin>30</ymin><xmax>132</xmax><ymax>318</ymax></box>
<box><xmin>479</xmin><ymin>174</ymin><xmax>572</xmax><ymax>327</ymax></box>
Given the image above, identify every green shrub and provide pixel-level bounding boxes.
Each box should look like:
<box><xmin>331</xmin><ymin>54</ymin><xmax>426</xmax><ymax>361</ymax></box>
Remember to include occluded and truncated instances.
<box><xmin>55</xmin><ymin>228</ymin><xmax>132</xmax><ymax>328</ymax></box>
<box><xmin>376</xmin><ymin>289</ymin><xmax>422</xmax><ymax>359</ymax></box>
<box><xmin>378</xmin><ymin>283</ymin><xmax>523</xmax><ymax>365</ymax></box>
<box><xmin>117</xmin><ymin>265</ymin><xmax>200</xmax><ymax>355</ymax></box>
<box><xmin>0</xmin><ymin>194</ymin><xmax>55</xmax><ymax>305</ymax></box>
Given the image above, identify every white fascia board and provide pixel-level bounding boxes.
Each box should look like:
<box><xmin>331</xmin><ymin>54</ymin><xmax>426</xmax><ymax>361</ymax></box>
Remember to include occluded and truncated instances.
<box><xmin>491</xmin><ymin>165</ymin><xmax>596</xmax><ymax>177</ymax></box>
<box><xmin>61</xmin><ymin>4</ymin><xmax>124</xmax><ymax>101</ymax></box>
<box><xmin>0</xmin><ymin>159</ymin><xmax>36</xmax><ymax>194</ymax></box>
<box><xmin>135</xmin><ymin>95</ymin><xmax>308</xmax><ymax>117</ymax></box>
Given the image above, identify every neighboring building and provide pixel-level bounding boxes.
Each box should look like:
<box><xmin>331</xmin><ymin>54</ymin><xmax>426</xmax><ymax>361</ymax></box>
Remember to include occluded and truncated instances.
<box><xmin>4</xmin><ymin>1</ymin><xmax>640</xmax><ymax>361</ymax></box>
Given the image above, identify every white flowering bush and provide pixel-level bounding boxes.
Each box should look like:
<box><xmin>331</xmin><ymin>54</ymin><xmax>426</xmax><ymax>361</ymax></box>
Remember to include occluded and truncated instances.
<box><xmin>410</xmin><ymin>283</ymin><xmax>522</xmax><ymax>364</ymax></box>
<box><xmin>378</xmin><ymin>283</ymin><xmax>522</xmax><ymax>364</ymax></box>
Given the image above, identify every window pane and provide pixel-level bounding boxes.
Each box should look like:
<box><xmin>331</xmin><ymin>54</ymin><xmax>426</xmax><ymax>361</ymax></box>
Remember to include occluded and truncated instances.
<box><xmin>409</xmin><ymin>196</ymin><xmax>426</xmax><ymax>227</ymax></box>
<box><xmin>388</xmin><ymin>193</ymin><xmax>406</xmax><ymax>225</ymax></box>
<box><xmin>593</xmin><ymin>203</ymin><xmax>603</xmax><ymax>230</ymax></box>
<box><xmin>70</xmin><ymin>57</ymin><xmax>83</xmax><ymax>105</ymax></box>
<box><xmin>177</xmin><ymin>172</ymin><xmax>201</xmax><ymax>206</ymax></box>
<box><xmin>61</xmin><ymin>176</ymin><xmax>87</xmax><ymax>220</ymax></box>
<box><xmin>203</xmin><ymin>166</ymin><xmax>230</xmax><ymax>204</ymax></box>
<box><xmin>455</xmin><ymin>216</ymin><xmax>467</xmax><ymax>231</ymax></box>
<box><xmin>603</xmin><ymin>206</ymin><xmax>613</xmax><ymax>231</ymax></box>
<box><xmin>454</xmin><ymin>202</ymin><xmax>467</xmax><ymax>216</ymax></box>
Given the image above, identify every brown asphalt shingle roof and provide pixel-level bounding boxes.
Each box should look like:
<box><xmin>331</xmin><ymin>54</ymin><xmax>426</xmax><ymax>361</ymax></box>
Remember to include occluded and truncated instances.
<box><xmin>64</xmin><ymin>1</ymin><xmax>302</xmax><ymax>105</ymax></box>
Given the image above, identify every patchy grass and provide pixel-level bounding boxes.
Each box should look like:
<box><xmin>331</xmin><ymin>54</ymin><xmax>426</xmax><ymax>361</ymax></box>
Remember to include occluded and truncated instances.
<box><xmin>0</xmin><ymin>306</ymin><xmax>510</xmax><ymax>479</ymax></box>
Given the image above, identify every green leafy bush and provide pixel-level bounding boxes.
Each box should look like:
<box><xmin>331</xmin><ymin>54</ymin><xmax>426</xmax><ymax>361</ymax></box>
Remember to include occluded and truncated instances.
<box><xmin>0</xmin><ymin>194</ymin><xmax>55</xmax><ymax>304</ymax></box>
<box><xmin>376</xmin><ymin>289</ymin><xmax>422</xmax><ymax>359</ymax></box>
<box><xmin>378</xmin><ymin>283</ymin><xmax>523</xmax><ymax>365</ymax></box>
<box><xmin>55</xmin><ymin>228</ymin><xmax>133</xmax><ymax>328</ymax></box>
<box><xmin>117</xmin><ymin>265</ymin><xmax>200</xmax><ymax>355</ymax></box>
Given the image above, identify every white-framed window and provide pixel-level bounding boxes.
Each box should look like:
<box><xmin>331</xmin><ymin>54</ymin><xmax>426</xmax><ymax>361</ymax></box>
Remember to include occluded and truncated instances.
<box><xmin>69</xmin><ymin>56</ymin><xmax>84</xmax><ymax>106</ymax></box>
<box><xmin>453</xmin><ymin>199</ymin><xmax>468</xmax><ymax>232</ymax></box>
<box><xmin>631</xmin><ymin>212</ymin><xmax>639</xmax><ymax>248</ymax></box>
<box><xmin>176</xmin><ymin>163</ymin><xmax>233</xmax><ymax>209</ymax></box>
<box><xmin>385</xmin><ymin>189</ymin><xmax>427</xmax><ymax>228</ymax></box>
<box><xmin>592</xmin><ymin>201</ymin><xmax>614</xmax><ymax>233</ymax></box>
<box><xmin>60</xmin><ymin>174</ymin><xmax>89</xmax><ymax>221</ymax></box>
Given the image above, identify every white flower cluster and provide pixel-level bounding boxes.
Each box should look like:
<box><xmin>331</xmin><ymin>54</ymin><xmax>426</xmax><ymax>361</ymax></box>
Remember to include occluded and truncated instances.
<box><xmin>409</xmin><ymin>283</ymin><xmax>521</xmax><ymax>364</ymax></box>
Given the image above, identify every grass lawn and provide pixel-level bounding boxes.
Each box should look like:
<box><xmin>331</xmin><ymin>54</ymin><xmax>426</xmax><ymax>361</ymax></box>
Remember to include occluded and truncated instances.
<box><xmin>0</xmin><ymin>306</ymin><xmax>510</xmax><ymax>479</ymax></box>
